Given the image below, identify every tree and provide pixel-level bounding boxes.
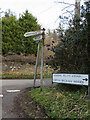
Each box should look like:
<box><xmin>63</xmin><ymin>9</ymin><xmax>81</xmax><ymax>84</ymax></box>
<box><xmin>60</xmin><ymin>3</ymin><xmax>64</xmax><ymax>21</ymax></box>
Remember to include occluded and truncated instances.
<box><xmin>85</xmin><ymin>1</ymin><xmax>90</xmax><ymax>73</ymax></box>
<box><xmin>2</xmin><ymin>12</ymin><xmax>18</xmax><ymax>54</ymax></box>
<box><xmin>18</xmin><ymin>10</ymin><xmax>41</xmax><ymax>55</ymax></box>
<box><xmin>74</xmin><ymin>0</ymin><xmax>81</xmax><ymax>29</ymax></box>
<box><xmin>2</xmin><ymin>10</ymin><xmax>41</xmax><ymax>55</ymax></box>
<box><xmin>49</xmin><ymin>1</ymin><xmax>90</xmax><ymax>74</ymax></box>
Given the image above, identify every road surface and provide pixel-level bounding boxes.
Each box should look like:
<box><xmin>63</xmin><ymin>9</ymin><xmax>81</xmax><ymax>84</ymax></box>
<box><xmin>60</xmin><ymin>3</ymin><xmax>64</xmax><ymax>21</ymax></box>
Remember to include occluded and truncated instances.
<box><xmin>0</xmin><ymin>78</ymin><xmax>52</xmax><ymax>119</ymax></box>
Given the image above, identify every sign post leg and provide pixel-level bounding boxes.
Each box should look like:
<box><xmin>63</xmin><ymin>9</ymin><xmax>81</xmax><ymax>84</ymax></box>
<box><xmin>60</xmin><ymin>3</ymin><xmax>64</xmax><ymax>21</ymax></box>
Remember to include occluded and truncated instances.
<box><xmin>40</xmin><ymin>28</ymin><xmax>45</xmax><ymax>91</ymax></box>
<box><xmin>33</xmin><ymin>41</ymin><xmax>40</xmax><ymax>87</ymax></box>
<box><xmin>88</xmin><ymin>75</ymin><xmax>90</xmax><ymax>100</ymax></box>
<box><xmin>40</xmin><ymin>43</ymin><xmax>44</xmax><ymax>91</ymax></box>
<box><xmin>88</xmin><ymin>75</ymin><xmax>90</xmax><ymax>113</ymax></box>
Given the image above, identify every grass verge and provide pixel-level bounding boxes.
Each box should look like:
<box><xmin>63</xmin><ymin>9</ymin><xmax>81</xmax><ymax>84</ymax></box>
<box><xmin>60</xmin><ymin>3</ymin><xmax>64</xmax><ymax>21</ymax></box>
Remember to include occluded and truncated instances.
<box><xmin>29</xmin><ymin>84</ymin><xmax>89</xmax><ymax>119</ymax></box>
<box><xmin>0</xmin><ymin>74</ymin><xmax>52</xmax><ymax>79</ymax></box>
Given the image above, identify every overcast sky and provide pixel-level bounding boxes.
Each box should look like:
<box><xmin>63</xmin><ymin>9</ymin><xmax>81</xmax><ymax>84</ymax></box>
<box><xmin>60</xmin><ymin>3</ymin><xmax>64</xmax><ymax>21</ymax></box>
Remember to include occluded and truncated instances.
<box><xmin>0</xmin><ymin>0</ymin><xmax>85</xmax><ymax>30</ymax></box>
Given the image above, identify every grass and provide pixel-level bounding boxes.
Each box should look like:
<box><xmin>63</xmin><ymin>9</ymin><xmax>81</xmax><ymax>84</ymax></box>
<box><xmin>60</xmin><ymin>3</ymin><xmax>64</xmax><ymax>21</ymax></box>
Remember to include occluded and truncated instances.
<box><xmin>30</xmin><ymin>84</ymin><xmax>89</xmax><ymax>119</ymax></box>
<box><xmin>2</xmin><ymin>63</ymin><xmax>53</xmax><ymax>79</ymax></box>
<box><xmin>1</xmin><ymin>74</ymin><xmax>52</xmax><ymax>79</ymax></box>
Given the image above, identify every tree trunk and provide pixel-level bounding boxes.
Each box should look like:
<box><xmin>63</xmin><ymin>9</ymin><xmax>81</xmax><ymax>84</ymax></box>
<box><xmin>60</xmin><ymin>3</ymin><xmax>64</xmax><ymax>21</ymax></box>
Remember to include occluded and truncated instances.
<box><xmin>74</xmin><ymin>0</ymin><xmax>80</xmax><ymax>29</ymax></box>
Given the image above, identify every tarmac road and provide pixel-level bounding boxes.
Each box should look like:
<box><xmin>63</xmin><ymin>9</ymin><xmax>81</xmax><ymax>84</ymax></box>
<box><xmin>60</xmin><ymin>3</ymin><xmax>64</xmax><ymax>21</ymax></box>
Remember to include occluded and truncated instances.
<box><xmin>1</xmin><ymin>78</ymin><xmax>53</xmax><ymax>119</ymax></box>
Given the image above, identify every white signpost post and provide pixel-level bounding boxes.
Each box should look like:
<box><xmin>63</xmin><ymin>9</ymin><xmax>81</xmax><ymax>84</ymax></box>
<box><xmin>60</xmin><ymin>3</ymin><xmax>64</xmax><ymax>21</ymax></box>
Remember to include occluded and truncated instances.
<box><xmin>53</xmin><ymin>73</ymin><xmax>90</xmax><ymax>100</ymax></box>
<box><xmin>24</xmin><ymin>28</ymin><xmax>45</xmax><ymax>90</ymax></box>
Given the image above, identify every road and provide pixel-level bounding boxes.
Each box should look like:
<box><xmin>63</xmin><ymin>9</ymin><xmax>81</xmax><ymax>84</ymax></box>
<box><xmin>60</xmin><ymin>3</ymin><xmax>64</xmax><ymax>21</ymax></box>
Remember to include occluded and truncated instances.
<box><xmin>0</xmin><ymin>78</ymin><xmax>52</xmax><ymax>119</ymax></box>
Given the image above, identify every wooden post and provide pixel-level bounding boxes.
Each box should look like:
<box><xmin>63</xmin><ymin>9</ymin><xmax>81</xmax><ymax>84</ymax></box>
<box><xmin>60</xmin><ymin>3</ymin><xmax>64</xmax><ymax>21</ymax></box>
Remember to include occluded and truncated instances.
<box><xmin>88</xmin><ymin>75</ymin><xmax>90</xmax><ymax>99</ymax></box>
<box><xmin>40</xmin><ymin>28</ymin><xmax>45</xmax><ymax>91</ymax></box>
<box><xmin>88</xmin><ymin>75</ymin><xmax>90</xmax><ymax>114</ymax></box>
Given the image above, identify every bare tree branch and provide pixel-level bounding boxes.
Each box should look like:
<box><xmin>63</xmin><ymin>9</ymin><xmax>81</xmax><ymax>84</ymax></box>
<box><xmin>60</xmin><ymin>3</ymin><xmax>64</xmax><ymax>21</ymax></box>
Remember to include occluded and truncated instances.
<box><xmin>55</xmin><ymin>1</ymin><xmax>75</xmax><ymax>6</ymax></box>
<box><xmin>61</xmin><ymin>5</ymin><xmax>73</xmax><ymax>11</ymax></box>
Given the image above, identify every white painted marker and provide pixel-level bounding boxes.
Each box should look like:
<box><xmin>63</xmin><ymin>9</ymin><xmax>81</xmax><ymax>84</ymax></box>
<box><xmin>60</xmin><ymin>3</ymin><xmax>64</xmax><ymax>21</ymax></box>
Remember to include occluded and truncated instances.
<box><xmin>0</xmin><ymin>94</ymin><xmax>3</xmax><ymax>98</ymax></box>
<box><xmin>6</xmin><ymin>90</ymin><xmax>20</xmax><ymax>93</ymax></box>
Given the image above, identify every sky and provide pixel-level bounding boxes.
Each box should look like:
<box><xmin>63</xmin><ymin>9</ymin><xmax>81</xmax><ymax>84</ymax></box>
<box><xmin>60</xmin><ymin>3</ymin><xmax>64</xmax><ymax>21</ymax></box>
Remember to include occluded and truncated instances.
<box><xmin>0</xmin><ymin>0</ymin><xmax>85</xmax><ymax>30</ymax></box>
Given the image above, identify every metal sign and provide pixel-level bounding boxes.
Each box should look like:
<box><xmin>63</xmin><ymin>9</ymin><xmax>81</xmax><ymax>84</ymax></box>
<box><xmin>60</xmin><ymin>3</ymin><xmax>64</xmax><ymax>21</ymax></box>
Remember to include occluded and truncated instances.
<box><xmin>53</xmin><ymin>73</ymin><xmax>88</xmax><ymax>86</ymax></box>
<box><xmin>36</xmin><ymin>40</ymin><xmax>40</xmax><ymax>43</ymax></box>
<box><xmin>24</xmin><ymin>30</ymin><xmax>43</xmax><ymax>37</ymax></box>
<box><xmin>23</xmin><ymin>28</ymin><xmax>45</xmax><ymax>91</ymax></box>
<box><xmin>33</xmin><ymin>35</ymin><xmax>42</xmax><ymax>41</ymax></box>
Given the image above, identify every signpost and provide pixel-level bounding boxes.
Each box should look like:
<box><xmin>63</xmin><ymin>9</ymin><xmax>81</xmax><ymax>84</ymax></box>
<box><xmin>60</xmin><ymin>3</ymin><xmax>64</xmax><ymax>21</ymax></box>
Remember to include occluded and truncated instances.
<box><xmin>33</xmin><ymin>35</ymin><xmax>42</xmax><ymax>41</ymax></box>
<box><xmin>33</xmin><ymin>40</ymin><xmax>40</xmax><ymax>87</ymax></box>
<box><xmin>24</xmin><ymin>30</ymin><xmax>43</xmax><ymax>37</ymax></box>
<box><xmin>53</xmin><ymin>73</ymin><xmax>88</xmax><ymax>86</ymax></box>
<box><xmin>24</xmin><ymin>28</ymin><xmax>45</xmax><ymax>90</ymax></box>
<box><xmin>53</xmin><ymin>73</ymin><xmax>90</xmax><ymax>100</ymax></box>
<box><xmin>40</xmin><ymin>29</ymin><xmax>45</xmax><ymax>91</ymax></box>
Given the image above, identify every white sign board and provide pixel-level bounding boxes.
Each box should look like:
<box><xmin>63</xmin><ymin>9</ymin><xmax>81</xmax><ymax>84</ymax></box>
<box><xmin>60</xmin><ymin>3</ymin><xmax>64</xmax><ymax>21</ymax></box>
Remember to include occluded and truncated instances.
<box><xmin>33</xmin><ymin>35</ymin><xmax>42</xmax><ymax>41</ymax></box>
<box><xmin>53</xmin><ymin>73</ymin><xmax>88</xmax><ymax>86</ymax></box>
<box><xmin>24</xmin><ymin>30</ymin><xmax>43</xmax><ymax>37</ymax></box>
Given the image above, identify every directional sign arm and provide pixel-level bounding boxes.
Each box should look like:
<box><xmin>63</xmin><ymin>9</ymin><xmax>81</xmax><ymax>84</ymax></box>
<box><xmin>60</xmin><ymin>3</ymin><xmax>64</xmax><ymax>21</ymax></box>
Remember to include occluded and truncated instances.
<box><xmin>24</xmin><ymin>30</ymin><xmax>43</xmax><ymax>37</ymax></box>
<box><xmin>33</xmin><ymin>35</ymin><xmax>42</xmax><ymax>41</ymax></box>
